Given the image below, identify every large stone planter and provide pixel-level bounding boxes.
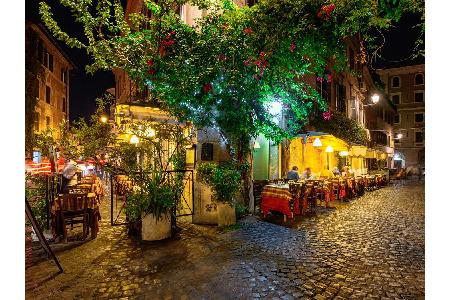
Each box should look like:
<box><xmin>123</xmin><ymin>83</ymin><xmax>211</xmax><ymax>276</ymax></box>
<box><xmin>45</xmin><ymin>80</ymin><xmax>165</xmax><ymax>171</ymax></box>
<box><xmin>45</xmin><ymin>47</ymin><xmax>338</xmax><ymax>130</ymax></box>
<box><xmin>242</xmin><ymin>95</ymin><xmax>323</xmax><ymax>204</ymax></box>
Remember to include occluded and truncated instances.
<box><xmin>141</xmin><ymin>212</ymin><xmax>171</xmax><ymax>241</ymax></box>
<box><xmin>217</xmin><ymin>203</ymin><xmax>236</xmax><ymax>227</ymax></box>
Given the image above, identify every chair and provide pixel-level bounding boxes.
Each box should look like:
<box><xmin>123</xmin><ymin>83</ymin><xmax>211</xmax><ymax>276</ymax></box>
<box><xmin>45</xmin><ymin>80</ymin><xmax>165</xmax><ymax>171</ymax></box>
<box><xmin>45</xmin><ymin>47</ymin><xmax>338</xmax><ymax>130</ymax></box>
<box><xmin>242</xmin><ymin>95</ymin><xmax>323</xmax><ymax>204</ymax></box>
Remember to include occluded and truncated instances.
<box><xmin>253</xmin><ymin>180</ymin><xmax>268</xmax><ymax>213</ymax></box>
<box><xmin>55</xmin><ymin>193</ymin><xmax>89</xmax><ymax>243</ymax></box>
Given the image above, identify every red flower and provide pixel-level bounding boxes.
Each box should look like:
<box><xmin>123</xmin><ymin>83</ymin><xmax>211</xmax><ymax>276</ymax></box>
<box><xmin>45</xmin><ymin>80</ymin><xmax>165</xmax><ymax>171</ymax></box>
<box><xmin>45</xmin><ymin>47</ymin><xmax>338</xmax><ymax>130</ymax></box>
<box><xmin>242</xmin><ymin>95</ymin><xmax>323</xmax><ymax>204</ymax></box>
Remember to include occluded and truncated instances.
<box><xmin>323</xmin><ymin>111</ymin><xmax>333</xmax><ymax>120</ymax></box>
<box><xmin>259</xmin><ymin>52</ymin><xmax>265</xmax><ymax>57</ymax></box>
<box><xmin>290</xmin><ymin>42</ymin><xmax>296</xmax><ymax>52</ymax></box>
<box><xmin>202</xmin><ymin>83</ymin><xmax>213</xmax><ymax>93</ymax></box>
<box><xmin>243</xmin><ymin>27</ymin><xmax>254</xmax><ymax>35</ymax></box>
<box><xmin>218</xmin><ymin>54</ymin><xmax>227</xmax><ymax>61</ymax></box>
<box><xmin>327</xmin><ymin>74</ymin><xmax>333</xmax><ymax>83</ymax></box>
<box><xmin>161</xmin><ymin>39</ymin><xmax>175</xmax><ymax>47</ymax></box>
<box><xmin>147</xmin><ymin>59</ymin><xmax>154</xmax><ymax>67</ymax></box>
<box><xmin>147</xmin><ymin>69</ymin><xmax>157</xmax><ymax>75</ymax></box>
<box><xmin>317</xmin><ymin>3</ymin><xmax>336</xmax><ymax>20</ymax></box>
<box><xmin>243</xmin><ymin>59</ymin><xmax>251</xmax><ymax>66</ymax></box>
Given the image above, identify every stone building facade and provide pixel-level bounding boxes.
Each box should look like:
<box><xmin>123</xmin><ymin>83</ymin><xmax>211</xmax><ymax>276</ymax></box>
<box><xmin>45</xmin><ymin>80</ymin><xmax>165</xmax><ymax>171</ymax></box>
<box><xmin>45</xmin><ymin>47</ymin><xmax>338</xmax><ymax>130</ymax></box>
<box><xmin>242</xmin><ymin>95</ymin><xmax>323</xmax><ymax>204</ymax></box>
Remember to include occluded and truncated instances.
<box><xmin>25</xmin><ymin>21</ymin><xmax>73</xmax><ymax>141</ymax></box>
<box><xmin>377</xmin><ymin>64</ymin><xmax>425</xmax><ymax>170</ymax></box>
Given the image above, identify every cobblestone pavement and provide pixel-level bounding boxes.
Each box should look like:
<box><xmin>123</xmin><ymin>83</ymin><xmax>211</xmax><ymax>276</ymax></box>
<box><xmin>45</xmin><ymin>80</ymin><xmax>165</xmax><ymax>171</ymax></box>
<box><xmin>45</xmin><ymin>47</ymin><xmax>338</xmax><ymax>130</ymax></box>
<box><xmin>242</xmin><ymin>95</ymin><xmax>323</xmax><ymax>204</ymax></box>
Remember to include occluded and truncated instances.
<box><xmin>25</xmin><ymin>180</ymin><xmax>424</xmax><ymax>299</ymax></box>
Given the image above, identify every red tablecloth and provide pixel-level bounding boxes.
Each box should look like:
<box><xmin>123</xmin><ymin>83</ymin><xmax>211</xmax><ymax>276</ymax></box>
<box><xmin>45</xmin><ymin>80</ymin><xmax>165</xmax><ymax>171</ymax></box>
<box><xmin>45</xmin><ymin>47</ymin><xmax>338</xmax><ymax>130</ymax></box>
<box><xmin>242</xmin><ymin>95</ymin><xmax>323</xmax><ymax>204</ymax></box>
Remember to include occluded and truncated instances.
<box><xmin>261</xmin><ymin>185</ymin><xmax>300</xmax><ymax>218</ymax></box>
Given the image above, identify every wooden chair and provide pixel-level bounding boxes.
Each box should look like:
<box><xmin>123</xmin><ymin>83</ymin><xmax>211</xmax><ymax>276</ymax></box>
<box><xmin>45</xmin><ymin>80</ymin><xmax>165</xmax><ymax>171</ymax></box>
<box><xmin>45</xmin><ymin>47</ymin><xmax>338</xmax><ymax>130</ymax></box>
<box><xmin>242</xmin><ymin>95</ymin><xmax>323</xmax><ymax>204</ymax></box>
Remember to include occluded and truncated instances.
<box><xmin>56</xmin><ymin>193</ymin><xmax>89</xmax><ymax>243</ymax></box>
<box><xmin>253</xmin><ymin>180</ymin><xmax>268</xmax><ymax>213</ymax></box>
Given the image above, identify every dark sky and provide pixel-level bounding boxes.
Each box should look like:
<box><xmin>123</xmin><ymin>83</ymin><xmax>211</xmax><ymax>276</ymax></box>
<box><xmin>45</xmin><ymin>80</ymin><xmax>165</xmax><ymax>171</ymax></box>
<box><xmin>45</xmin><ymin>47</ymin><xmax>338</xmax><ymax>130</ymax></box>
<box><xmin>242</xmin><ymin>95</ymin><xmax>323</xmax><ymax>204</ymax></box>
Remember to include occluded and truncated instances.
<box><xmin>26</xmin><ymin>1</ymin><xmax>423</xmax><ymax>121</ymax></box>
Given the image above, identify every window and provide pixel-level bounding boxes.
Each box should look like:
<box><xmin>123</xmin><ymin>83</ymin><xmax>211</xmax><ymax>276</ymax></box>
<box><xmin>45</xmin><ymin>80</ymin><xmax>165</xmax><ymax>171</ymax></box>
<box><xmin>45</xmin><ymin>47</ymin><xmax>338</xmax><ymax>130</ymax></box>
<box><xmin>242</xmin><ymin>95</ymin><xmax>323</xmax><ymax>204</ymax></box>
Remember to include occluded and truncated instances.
<box><xmin>415</xmin><ymin>73</ymin><xmax>424</xmax><ymax>85</ymax></box>
<box><xmin>37</xmin><ymin>38</ymin><xmax>44</xmax><ymax>63</ymax></box>
<box><xmin>415</xmin><ymin>113</ymin><xmax>424</xmax><ymax>123</ymax></box>
<box><xmin>48</xmin><ymin>54</ymin><xmax>53</xmax><ymax>72</ymax></box>
<box><xmin>62</xmin><ymin>97</ymin><xmax>66</xmax><ymax>113</ymax></box>
<box><xmin>391</xmin><ymin>93</ymin><xmax>400</xmax><ymax>105</ymax></box>
<box><xmin>61</xmin><ymin>69</ymin><xmax>67</xmax><ymax>83</ymax></box>
<box><xmin>394</xmin><ymin>114</ymin><xmax>400</xmax><ymax>124</ymax></box>
<box><xmin>415</xmin><ymin>131</ymin><xmax>423</xmax><ymax>143</ymax></box>
<box><xmin>414</xmin><ymin>91</ymin><xmax>424</xmax><ymax>103</ymax></box>
<box><xmin>46</xmin><ymin>116</ymin><xmax>51</xmax><ymax>128</ymax></box>
<box><xmin>391</xmin><ymin>76</ymin><xmax>400</xmax><ymax>88</ymax></box>
<box><xmin>34</xmin><ymin>112</ymin><xmax>40</xmax><ymax>131</ymax></box>
<box><xmin>45</xmin><ymin>86</ymin><xmax>51</xmax><ymax>104</ymax></box>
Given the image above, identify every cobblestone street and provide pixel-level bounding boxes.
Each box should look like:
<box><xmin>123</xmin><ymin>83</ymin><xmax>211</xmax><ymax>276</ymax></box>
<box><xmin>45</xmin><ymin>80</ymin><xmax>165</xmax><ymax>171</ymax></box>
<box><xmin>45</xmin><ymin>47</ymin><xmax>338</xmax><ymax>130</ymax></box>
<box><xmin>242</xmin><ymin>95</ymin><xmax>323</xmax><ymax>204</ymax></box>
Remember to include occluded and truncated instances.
<box><xmin>25</xmin><ymin>180</ymin><xmax>424</xmax><ymax>300</ymax></box>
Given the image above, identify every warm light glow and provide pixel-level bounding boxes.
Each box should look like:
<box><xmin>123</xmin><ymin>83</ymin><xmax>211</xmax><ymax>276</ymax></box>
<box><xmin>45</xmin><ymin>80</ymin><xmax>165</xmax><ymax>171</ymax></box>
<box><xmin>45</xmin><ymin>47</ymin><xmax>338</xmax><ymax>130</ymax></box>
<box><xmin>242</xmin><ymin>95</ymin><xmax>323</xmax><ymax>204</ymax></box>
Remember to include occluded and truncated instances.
<box><xmin>145</xmin><ymin>128</ymin><xmax>156</xmax><ymax>137</ymax></box>
<box><xmin>130</xmin><ymin>135</ymin><xmax>140</xmax><ymax>144</ymax></box>
<box><xmin>397</xmin><ymin>133</ymin><xmax>403</xmax><ymax>139</ymax></box>
<box><xmin>325</xmin><ymin>145</ymin><xmax>334</xmax><ymax>153</ymax></box>
<box><xmin>268</xmin><ymin>101</ymin><xmax>282</xmax><ymax>115</ymax></box>
<box><xmin>339</xmin><ymin>151</ymin><xmax>349</xmax><ymax>156</ymax></box>
<box><xmin>254</xmin><ymin>141</ymin><xmax>261</xmax><ymax>149</ymax></box>
<box><xmin>100</xmin><ymin>116</ymin><xmax>108</xmax><ymax>123</ymax></box>
<box><xmin>371</xmin><ymin>94</ymin><xmax>380</xmax><ymax>104</ymax></box>
<box><xmin>312</xmin><ymin>138</ymin><xmax>322</xmax><ymax>147</ymax></box>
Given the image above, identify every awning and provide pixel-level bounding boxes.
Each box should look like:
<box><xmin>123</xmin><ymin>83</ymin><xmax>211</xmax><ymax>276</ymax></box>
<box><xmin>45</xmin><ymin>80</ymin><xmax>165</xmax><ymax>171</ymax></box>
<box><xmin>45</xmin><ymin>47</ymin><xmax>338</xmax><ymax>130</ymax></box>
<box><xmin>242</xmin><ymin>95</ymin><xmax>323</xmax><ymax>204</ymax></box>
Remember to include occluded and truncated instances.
<box><xmin>350</xmin><ymin>145</ymin><xmax>367</xmax><ymax>157</ymax></box>
<box><xmin>294</xmin><ymin>132</ymin><xmax>349</xmax><ymax>152</ymax></box>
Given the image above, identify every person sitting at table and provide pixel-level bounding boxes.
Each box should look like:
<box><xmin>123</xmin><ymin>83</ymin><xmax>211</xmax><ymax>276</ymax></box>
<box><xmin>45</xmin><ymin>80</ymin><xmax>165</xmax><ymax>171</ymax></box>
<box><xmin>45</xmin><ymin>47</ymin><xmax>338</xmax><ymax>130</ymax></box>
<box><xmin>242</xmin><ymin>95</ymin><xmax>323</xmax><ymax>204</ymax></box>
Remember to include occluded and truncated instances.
<box><xmin>61</xmin><ymin>158</ymin><xmax>81</xmax><ymax>193</ymax></box>
<box><xmin>332</xmin><ymin>166</ymin><xmax>341</xmax><ymax>176</ymax></box>
<box><xmin>341</xmin><ymin>166</ymin><xmax>354</xmax><ymax>178</ymax></box>
<box><xmin>301</xmin><ymin>167</ymin><xmax>315</xmax><ymax>180</ymax></box>
<box><xmin>287</xmin><ymin>166</ymin><xmax>300</xmax><ymax>180</ymax></box>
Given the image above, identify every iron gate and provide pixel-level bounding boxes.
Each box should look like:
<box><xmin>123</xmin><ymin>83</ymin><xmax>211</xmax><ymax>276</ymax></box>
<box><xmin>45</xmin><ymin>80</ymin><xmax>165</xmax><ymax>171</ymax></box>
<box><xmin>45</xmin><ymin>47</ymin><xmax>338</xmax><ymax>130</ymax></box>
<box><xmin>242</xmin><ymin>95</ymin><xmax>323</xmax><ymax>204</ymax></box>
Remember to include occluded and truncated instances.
<box><xmin>110</xmin><ymin>170</ymin><xmax>194</xmax><ymax>226</ymax></box>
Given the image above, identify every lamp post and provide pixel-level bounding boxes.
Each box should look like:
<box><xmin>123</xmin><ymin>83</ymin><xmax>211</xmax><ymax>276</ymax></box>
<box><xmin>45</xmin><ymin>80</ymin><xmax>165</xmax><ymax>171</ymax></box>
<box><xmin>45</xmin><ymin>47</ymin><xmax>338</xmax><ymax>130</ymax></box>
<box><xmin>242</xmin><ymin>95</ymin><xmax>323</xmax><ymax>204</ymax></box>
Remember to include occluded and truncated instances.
<box><xmin>325</xmin><ymin>145</ymin><xmax>334</xmax><ymax>170</ymax></box>
<box><xmin>363</xmin><ymin>93</ymin><xmax>380</xmax><ymax>107</ymax></box>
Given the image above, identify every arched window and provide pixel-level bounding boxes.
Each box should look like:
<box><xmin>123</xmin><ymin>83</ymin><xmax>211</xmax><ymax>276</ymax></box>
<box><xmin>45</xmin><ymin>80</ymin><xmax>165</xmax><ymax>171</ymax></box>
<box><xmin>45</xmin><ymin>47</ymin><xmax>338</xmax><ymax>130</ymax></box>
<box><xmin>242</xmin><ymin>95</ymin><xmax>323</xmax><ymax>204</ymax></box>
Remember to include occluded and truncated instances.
<box><xmin>415</xmin><ymin>73</ymin><xmax>424</xmax><ymax>85</ymax></box>
<box><xmin>391</xmin><ymin>76</ymin><xmax>400</xmax><ymax>88</ymax></box>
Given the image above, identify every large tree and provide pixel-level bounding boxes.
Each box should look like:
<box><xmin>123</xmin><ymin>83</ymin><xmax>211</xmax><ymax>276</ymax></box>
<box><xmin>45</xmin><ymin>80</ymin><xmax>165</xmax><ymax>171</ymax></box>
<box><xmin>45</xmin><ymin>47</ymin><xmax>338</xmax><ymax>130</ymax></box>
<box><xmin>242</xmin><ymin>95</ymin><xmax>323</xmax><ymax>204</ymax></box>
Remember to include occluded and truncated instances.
<box><xmin>39</xmin><ymin>0</ymin><xmax>423</xmax><ymax>204</ymax></box>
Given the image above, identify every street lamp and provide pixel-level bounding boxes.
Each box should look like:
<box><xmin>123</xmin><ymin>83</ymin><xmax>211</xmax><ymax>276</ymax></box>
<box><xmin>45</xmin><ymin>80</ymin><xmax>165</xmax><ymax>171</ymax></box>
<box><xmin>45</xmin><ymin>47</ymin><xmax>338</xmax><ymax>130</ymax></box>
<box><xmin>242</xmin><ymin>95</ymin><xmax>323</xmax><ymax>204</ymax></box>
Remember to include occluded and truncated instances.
<box><xmin>313</xmin><ymin>138</ymin><xmax>322</xmax><ymax>147</ymax></box>
<box><xmin>396</xmin><ymin>133</ymin><xmax>403</xmax><ymax>139</ymax></box>
<box><xmin>363</xmin><ymin>93</ymin><xmax>380</xmax><ymax>107</ymax></box>
<box><xmin>130</xmin><ymin>135</ymin><xmax>139</xmax><ymax>145</ymax></box>
<box><xmin>100</xmin><ymin>115</ymin><xmax>108</xmax><ymax>123</ymax></box>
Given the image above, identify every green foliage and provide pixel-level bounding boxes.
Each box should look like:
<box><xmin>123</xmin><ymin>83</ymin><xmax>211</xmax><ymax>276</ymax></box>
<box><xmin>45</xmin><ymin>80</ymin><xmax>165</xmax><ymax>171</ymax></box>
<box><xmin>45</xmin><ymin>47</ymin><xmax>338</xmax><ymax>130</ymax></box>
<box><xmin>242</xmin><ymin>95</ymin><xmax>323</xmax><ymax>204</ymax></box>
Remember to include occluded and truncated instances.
<box><xmin>197</xmin><ymin>161</ymin><xmax>241</xmax><ymax>205</ymax></box>
<box><xmin>26</xmin><ymin>174</ymin><xmax>49</xmax><ymax>230</ymax></box>
<box><xmin>310</xmin><ymin>111</ymin><xmax>369</xmax><ymax>145</ymax></box>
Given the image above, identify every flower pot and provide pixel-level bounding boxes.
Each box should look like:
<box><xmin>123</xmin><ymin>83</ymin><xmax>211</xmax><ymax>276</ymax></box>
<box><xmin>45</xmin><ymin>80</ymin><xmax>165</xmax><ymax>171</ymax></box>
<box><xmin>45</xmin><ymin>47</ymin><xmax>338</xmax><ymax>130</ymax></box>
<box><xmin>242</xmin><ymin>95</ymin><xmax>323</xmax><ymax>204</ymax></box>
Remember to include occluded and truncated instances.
<box><xmin>217</xmin><ymin>203</ymin><xmax>236</xmax><ymax>227</ymax></box>
<box><xmin>141</xmin><ymin>212</ymin><xmax>171</xmax><ymax>241</ymax></box>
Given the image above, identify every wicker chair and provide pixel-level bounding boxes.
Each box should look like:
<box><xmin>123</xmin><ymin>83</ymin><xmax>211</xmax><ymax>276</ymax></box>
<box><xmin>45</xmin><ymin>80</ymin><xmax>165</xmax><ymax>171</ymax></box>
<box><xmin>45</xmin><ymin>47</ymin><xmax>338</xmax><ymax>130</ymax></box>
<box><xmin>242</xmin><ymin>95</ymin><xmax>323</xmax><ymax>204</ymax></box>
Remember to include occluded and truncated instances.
<box><xmin>55</xmin><ymin>193</ymin><xmax>89</xmax><ymax>243</ymax></box>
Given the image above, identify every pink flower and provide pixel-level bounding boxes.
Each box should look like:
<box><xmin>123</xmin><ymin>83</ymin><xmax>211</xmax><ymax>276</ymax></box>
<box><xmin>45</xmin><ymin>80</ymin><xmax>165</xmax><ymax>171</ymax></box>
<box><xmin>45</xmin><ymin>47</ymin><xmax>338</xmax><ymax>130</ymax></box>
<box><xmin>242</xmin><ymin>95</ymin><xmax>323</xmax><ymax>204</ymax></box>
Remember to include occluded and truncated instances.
<box><xmin>259</xmin><ymin>52</ymin><xmax>265</xmax><ymax>57</ymax></box>
<box><xmin>290</xmin><ymin>42</ymin><xmax>296</xmax><ymax>52</ymax></box>
<box><xmin>202</xmin><ymin>83</ymin><xmax>213</xmax><ymax>93</ymax></box>
<box><xmin>161</xmin><ymin>39</ymin><xmax>175</xmax><ymax>47</ymax></box>
<box><xmin>327</xmin><ymin>74</ymin><xmax>333</xmax><ymax>83</ymax></box>
<box><xmin>147</xmin><ymin>59</ymin><xmax>154</xmax><ymax>67</ymax></box>
<box><xmin>243</xmin><ymin>27</ymin><xmax>254</xmax><ymax>35</ymax></box>
<box><xmin>323</xmin><ymin>111</ymin><xmax>333</xmax><ymax>120</ymax></box>
<box><xmin>218</xmin><ymin>54</ymin><xmax>227</xmax><ymax>61</ymax></box>
<box><xmin>147</xmin><ymin>69</ymin><xmax>156</xmax><ymax>75</ymax></box>
<box><xmin>316</xmin><ymin>76</ymin><xmax>324</xmax><ymax>83</ymax></box>
<box><xmin>243</xmin><ymin>59</ymin><xmax>251</xmax><ymax>66</ymax></box>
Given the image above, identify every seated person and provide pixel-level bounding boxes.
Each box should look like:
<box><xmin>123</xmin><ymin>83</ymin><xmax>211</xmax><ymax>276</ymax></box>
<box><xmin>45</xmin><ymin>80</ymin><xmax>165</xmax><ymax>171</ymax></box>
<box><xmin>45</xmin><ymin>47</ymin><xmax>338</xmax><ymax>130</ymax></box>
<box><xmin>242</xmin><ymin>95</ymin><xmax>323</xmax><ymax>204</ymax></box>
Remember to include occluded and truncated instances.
<box><xmin>287</xmin><ymin>166</ymin><xmax>300</xmax><ymax>180</ymax></box>
<box><xmin>332</xmin><ymin>167</ymin><xmax>341</xmax><ymax>176</ymax></box>
<box><xmin>341</xmin><ymin>166</ymin><xmax>354</xmax><ymax>178</ymax></box>
<box><xmin>301</xmin><ymin>167</ymin><xmax>316</xmax><ymax>180</ymax></box>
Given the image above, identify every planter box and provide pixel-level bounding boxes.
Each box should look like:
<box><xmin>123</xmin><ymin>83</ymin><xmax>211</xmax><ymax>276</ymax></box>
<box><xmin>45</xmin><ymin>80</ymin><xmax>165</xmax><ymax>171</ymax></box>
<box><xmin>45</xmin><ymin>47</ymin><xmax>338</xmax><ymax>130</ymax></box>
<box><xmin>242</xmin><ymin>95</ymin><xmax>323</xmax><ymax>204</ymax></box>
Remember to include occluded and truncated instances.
<box><xmin>217</xmin><ymin>203</ymin><xmax>236</xmax><ymax>227</ymax></box>
<box><xmin>141</xmin><ymin>212</ymin><xmax>171</xmax><ymax>241</ymax></box>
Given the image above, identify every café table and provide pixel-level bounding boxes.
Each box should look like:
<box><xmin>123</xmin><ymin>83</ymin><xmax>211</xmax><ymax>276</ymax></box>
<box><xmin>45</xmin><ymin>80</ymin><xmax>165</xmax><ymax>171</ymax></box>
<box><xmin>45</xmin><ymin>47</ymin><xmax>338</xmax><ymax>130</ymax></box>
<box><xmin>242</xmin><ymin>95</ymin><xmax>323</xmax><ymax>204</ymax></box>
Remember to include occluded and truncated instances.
<box><xmin>261</xmin><ymin>184</ymin><xmax>301</xmax><ymax>221</ymax></box>
<box><xmin>51</xmin><ymin>192</ymin><xmax>100</xmax><ymax>241</ymax></box>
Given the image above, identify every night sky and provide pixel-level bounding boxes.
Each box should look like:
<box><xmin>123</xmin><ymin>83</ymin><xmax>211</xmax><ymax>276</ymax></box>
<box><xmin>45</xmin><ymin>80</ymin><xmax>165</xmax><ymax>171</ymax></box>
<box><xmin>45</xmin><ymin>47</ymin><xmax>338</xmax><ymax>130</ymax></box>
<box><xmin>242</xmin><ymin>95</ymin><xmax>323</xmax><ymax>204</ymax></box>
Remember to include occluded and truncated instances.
<box><xmin>26</xmin><ymin>1</ymin><xmax>423</xmax><ymax>121</ymax></box>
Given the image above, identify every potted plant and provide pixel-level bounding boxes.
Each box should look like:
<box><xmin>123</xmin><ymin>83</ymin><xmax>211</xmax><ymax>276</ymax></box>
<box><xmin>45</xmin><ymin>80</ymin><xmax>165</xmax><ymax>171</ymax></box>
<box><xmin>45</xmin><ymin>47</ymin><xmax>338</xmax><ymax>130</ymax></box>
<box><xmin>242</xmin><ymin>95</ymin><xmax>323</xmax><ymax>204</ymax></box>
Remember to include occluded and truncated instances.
<box><xmin>114</xmin><ymin>120</ymin><xmax>188</xmax><ymax>241</ymax></box>
<box><xmin>197</xmin><ymin>162</ymin><xmax>241</xmax><ymax>226</ymax></box>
